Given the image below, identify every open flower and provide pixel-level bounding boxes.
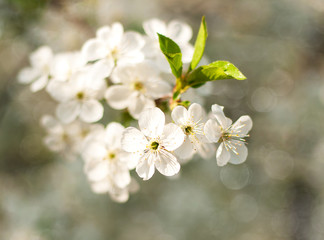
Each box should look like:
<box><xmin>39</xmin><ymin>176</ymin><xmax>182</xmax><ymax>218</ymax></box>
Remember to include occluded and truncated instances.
<box><xmin>18</xmin><ymin>46</ymin><xmax>53</xmax><ymax>92</ymax></box>
<box><xmin>171</xmin><ymin>103</ymin><xmax>215</xmax><ymax>161</ymax></box>
<box><xmin>121</xmin><ymin>107</ymin><xmax>185</xmax><ymax>180</ymax></box>
<box><xmin>204</xmin><ymin>104</ymin><xmax>253</xmax><ymax>166</ymax></box>
<box><xmin>46</xmin><ymin>62</ymin><xmax>108</xmax><ymax>123</ymax></box>
<box><xmin>81</xmin><ymin>22</ymin><xmax>145</xmax><ymax>70</ymax></box>
<box><xmin>105</xmin><ymin>61</ymin><xmax>171</xmax><ymax>119</ymax></box>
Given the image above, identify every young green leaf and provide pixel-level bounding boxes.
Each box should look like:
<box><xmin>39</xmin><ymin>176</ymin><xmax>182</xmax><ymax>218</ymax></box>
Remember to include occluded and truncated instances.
<box><xmin>158</xmin><ymin>33</ymin><xmax>183</xmax><ymax>79</ymax></box>
<box><xmin>187</xmin><ymin>61</ymin><xmax>246</xmax><ymax>88</ymax></box>
<box><xmin>189</xmin><ymin>16</ymin><xmax>208</xmax><ymax>72</ymax></box>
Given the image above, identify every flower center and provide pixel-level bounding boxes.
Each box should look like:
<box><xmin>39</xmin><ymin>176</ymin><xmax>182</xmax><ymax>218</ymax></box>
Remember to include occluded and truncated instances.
<box><xmin>184</xmin><ymin>126</ymin><xmax>193</xmax><ymax>135</ymax></box>
<box><xmin>132</xmin><ymin>81</ymin><xmax>144</xmax><ymax>91</ymax></box>
<box><xmin>106</xmin><ymin>151</ymin><xmax>116</xmax><ymax>161</ymax></box>
<box><xmin>150</xmin><ymin>141</ymin><xmax>159</xmax><ymax>150</ymax></box>
<box><xmin>76</xmin><ymin>91</ymin><xmax>84</xmax><ymax>100</ymax></box>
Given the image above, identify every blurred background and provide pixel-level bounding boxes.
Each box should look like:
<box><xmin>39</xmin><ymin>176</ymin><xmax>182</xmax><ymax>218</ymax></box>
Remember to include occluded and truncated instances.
<box><xmin>1</xmin><ymin>0</ymin><xmax>324</xmax><ymax>239</ymax></box>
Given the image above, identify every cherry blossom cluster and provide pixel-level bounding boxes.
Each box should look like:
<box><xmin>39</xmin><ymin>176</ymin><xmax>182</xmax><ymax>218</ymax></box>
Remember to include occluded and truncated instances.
<box><xmin>18</xmin><ymin>18</ymin><xmax>252</xmax><ymax>203</ymax></box>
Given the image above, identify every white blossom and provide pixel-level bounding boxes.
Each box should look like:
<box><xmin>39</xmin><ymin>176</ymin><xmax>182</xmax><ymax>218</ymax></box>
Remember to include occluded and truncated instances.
<box><xmin>82</xmin><ymin>122</ymin><xmax>135</xmax><ymax>188</ymax></box>
<box><xmin>121</xmin><ymin>107</ymin><xmax>185</xmax><ymax>180</ymax></box>
<box><xmin>40</xmin><ymin>115</ymin><xmax>103</xmax><ymax>161</ymax></box>
<box><xmin>18</xmin><ymin>46</ymin><xmax>53</xmax><ymax>92</ymax></box>
<box><xmin>46</xmin><ymin>61</ymin><xmax>109</xmax><ymax>123</ymax></box>
<box><xmin>81</xmin><ymin>22</ymin><xmax>145</xmax><ymax>71</ymax></box>
<box><xmin>105</xmin><ymin>61</ymin><xmax>171</xmax><ymax>119</ymax></box>
<box><xmin>204</xmin><ymin>104</ymin><xmax>252</xmax><ymax>166</ymax></box>
<box><xmin>171</xmin><ymin>103</ymin><xmax>215</xmax><ymax>161</ymax></box>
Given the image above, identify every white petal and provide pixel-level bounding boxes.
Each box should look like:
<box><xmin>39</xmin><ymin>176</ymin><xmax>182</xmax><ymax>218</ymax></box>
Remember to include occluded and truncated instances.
<box><xmin>171</xmin><ymin>105</ymin><xmax>188</xmax><ymax>125</ymax></box>
<box><xmin>136</xmin><ymin>152</ymin><xmax>155</xmax><ymax>180</ymax></box>
<box><xmin>181</xmin><ymin>44</ymin><xmax>195</xmax><ymax>63</ymax></box>
<box><xmin>81</xmin><ymin>39</ymin><xmax>107</xmax><ymax>62</ymax></box>
<box><xmin>128</xmin><ymin>94</ymin><xmax>155</xmax><ymax>119</ymax></box>
<box><xmin>30</xmin><ymin>75</ymin><xmax>48</xmax><ymax>92</ymax></box>
<box><xmin>232</xmin><ymin>115</ymin><xmax>253</xmax><ymax>135</ymax></box>
<box><xmin>138</xmin><ymin>107</ymin><xmax>165</xmax><ymax>138</ymax></box>
<box><xmin>196</xmin><ymin>142</ymin><xmax>216</xmax><ymax>160</ymax></box>
<box><xmin>85</xmin><ymin>160</ymin><xmax>109</xmax><ymax>182</ymax></box>
<box><xmin>110</xmin><ymin>187</ymin><xmax>129</xmax><ymax>203</ymax></box>
<box><xmin>161</xmin><ymin>123</ymin><xmax>185</xmax><ymax>151</ymax></box>
<box><xmin>96</xmin><ymin>26</ymin><xmax>111</xmax><ymax>41</ymax></box>
<box><xmin>188</xmin><ymin>103</ymin><xmax>205</xmax><ymax>123</ymax></box>
<box><xmin>106</xmin><ymin>22</ymin><xmax>124</xmax><ymax>48</ymax></box>
<box><xmin>91</xmin><ymin>179</ymin><xmax>111</xmax><ymax>194</ymax></box>
<box><xmin>105</xmin><ymin>122</ymin><xmax>125</xmax><ymax>149</ymax></box>
<box><xmin>155</xmin><ymin>149</ymin><xmax>180</xmax><ymax>176</ymax></box>
<box><xmin>204</xmin><ymin>119</ymin><xmax>222</xmax><ymax>143</ymax></box>
<box><xmin>40</xmin><ymin>115</ymin><xmax>63</xmax><ymax>133</ymax></box>
<box><xmin>82</xmin><ymin>141</ymin><xmax>107</xmax><ymax>161</ymax></box>
<box><xmin>18</xmin><ymin>67</ymin><xmax>39</xmax><ymax>84</ymax></box>
<box><xmin>56</xmin><ymin>100</ymin><xmax>81</xmax><ymax>123</ymax></box>
<box><xmin>143</xmin><ymin>18</ymin><xmax>166</xmax><ymax>39</ymax></box>
<box><xmin>43</xmin><ymin>135</ymin><xmax>65</xmax><ymax>152</ymax></box>
<box><xmin>30</xmin><ymin>46</ymin><xmax>53</xmax><ymax>68</ymax></box>
<box><xmin>105</xmin><ymin>85</ymin><xmax>132</xmax><ymax>110</ymax></box>
<box><xmin>145</xmin><ymin>78</ymin><xmax>172</xmax><ymax>99</ymax></box>
<box><xmin>167</xmin><ymin>20</ymin><xmax>192</xmax><ymax>43</ymax></box>
<box><xmin>228</xmin><ymin>142</ymin><xmax>248</xmax><ymax>165</ymax></box>
<box><xmin>80</xmin><ymin>100</ymin><xmax>104</xmax><ymax>123</ymax></box>
<box><xmin>216</xmin><ymin>142</ymin><xmax>231</xmax><ymax>166</ymax></box>
<box><xmin>46</xmin><ymin>80</ymin><xmax>73</xmax><ymax>102</ymax></box>
<box><xmin>121</xmin><ymin>127</ymin><xmax>148</xmax><ymax>153</ymax></box>
<box><xmin>174</xmin><ymin>135</ymin><xmax>195</xmax><ymax>159</ymax></box>
<box><xmin>88</xmin><ymin>58</ymin><xmax>114</xmax><ymax>81</ymax></box>
<box><xmin>120</xmin><ymin>32</ymin><xmax>145</xmax><ymax>53</ymax></box>
<box><xmin>112</xmin><ymin>166</ymin><xmax>131</xmax><ymax>188</ymax></box>
<box><xmin>211</xmin><ymin>104</ymin><xmax>232</xmax><ymax>128</ymax></box>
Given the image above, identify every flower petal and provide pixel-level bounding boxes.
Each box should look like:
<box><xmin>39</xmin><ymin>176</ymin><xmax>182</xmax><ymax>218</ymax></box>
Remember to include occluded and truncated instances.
<box><xmin>216</xmin><ymin>142</ymin><xmax>231</xmax><ymax>166</ymax></box>
<box><xmin>121</xmin><ymin>127</ymin><xmax>148</xmax><ymax>153</ymax></box>
<box><xmin>155</xmin><ymin>149</ymin><xmax>180</xmax><ymax>176</ymax></box>
<box><xmin>211</xmin><ymin>104</ymin><xmax>232</xmax><ymax>129</ymax></box>
<box><xmin>128</xmin><ymin>94</ymin><xmax>155</xmax><ymax>119</ymax></box>
<box><xmin>138</xmin><ymin>107</ymin><xmax>165</xmax><ymax>138</ymax></box>
<box><xmin>18</xmin><ymin>67</ymin><xmax>39</xmax><ymax>84</ymax></box>
<box><xmin>161</xmin><ymin>123</ymin><xmax>185</xmax><ymax>151</ymax></box>
<box><xmin>91</xmin><ymin>179</ymin><xmax>111</xmax><ymax>194</ymax></box>
<box><xmin>196</xmin><ymin>142</ymin><xmax>216</xmax><ymax>160</ymax></box>
<box><xmin>105</xmin><ymin>85</ymin><xmax>132</xmax><ymax>110</ymax></box>
<box><xmin>171</xmin><ymin>105</ymin><xmax>188</xmax><ymax>125</ymax></box>
<box><xmin>46</xmin><ymin>80</ymin><xmax>73</xmax><ymax>102</ymax></box>
<box><xmin>112</xmin><ymin>166</ymin><xmax>131</xmax><ymax>188</ymax></box>
<box><xmin>174</xmin><ymin>135</ymin><xmax>195</xmax><ymax>160</ymax></box>
<box><xmin>81</xmin><ymin>39</ymin><xmax>107</xmax><ymax>62</ymax></box>
<box><xmin>136</xmin><ymin>152</ymin><xmax>155</xmax><ymax>180</ymax></box>
<box><xmin>80</xmin><ymin>100</ymin><xmax>103</xmax><ymax>123</ymax></box>
<box><xmin>145</xmin><ymin>78</ymin><xmax>172</xmax><ymax>99</ymax></box>
<box><xmin>105</xmin><ymin>122</ymin><xmax>125</xmax><ymax>149</ymax></box>
<box><xmin>228</xmin><ymin>142</ymin><xmax>248</xmax><ymax>165</ymax></box>
<box><xmin>167</xmin><ymin>20</ymin><xmax>193</xmax><ymax>43</ymax></box>
<box><xmin>232</xmin><ymin>115</ymin><xmax>253</xmax><ymax>135</ymax></box>
<box><xmin>56</xmin><ymin>100</ymin><xmax>81</xmax><ymax>123</ymax></box>
<box><xmin>188</xmin><ymin>103</ymin><xmax>205</xmax><ymax>123</ymax></box>
<box><xmin>109</xmin><ymin>187</ymin><xmax>129</xmax><ymax>203</ymax></box>
<box><xmin>30</xmin><ymin>75</ymin><xmax>48</xmax><ymax>92</ymax></box>
<box><xmin>204</xmin><ymin>119</ymin><xmax>222</xmax><ymax>143</ymax></box>
<box><xmin>143</xmin><ymin>18</ymin><xmax>166</xmax><ymax>39</ymax></box>
<box><xmin>85</xmin><ymin>159</ymin><xmax>109</xmax><ymax>182</ymax></box>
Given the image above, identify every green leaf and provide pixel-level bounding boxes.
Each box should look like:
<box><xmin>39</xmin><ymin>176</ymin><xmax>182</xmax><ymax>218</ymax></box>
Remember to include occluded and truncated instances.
<box><xmin>187</xmin><ymin>61</ymin><xmax>246</xmax><ymax>88</ymax></box>
<box><xmin>189</xmin><ymin>16</ymin><xmax>207</xmax><ymax>72</ymax></box>
<box><xmin>158</xmin><ymin>33</ymin><xmax>183</xmax><ymax>78</ymax></box>
<box><xmin>172</xmin><ymin>90</ymin><xmax>181</xmax><ymax>100</ymax></box>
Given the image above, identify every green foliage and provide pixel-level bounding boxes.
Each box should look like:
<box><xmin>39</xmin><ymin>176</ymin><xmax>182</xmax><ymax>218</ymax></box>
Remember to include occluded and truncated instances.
<box><xmin>187</xmin><ymin>61</ymin><xmax>246</xmax><ymax>88</ymax></box>
<box><xmin>189</xmin><ymin>16</ymin><xmax>208</xmax><ymax>72</ymax></box>
<box><xmin>158</xmin><ymin>33</ymin><xmax>183</xmax><ymax>79</ymax></box>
